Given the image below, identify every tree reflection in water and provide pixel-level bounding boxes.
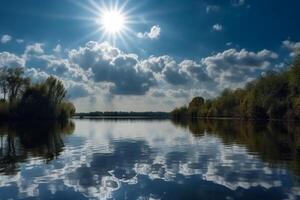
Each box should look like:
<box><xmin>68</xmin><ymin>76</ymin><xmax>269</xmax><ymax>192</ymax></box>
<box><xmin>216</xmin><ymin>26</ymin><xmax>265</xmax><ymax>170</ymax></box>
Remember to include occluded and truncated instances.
<box><xmin>0</xmin><ymin>121</ymin><xmax>75</xmax><ymax>175</ymax></box>
<box><xmin>172</xmin><ymin>118</ymin><xmax>300</xmax><ymax>179</ymax></box>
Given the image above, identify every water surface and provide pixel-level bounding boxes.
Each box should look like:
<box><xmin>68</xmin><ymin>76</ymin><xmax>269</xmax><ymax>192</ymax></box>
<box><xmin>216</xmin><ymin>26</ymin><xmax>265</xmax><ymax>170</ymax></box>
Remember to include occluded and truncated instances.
<box><xmin>0</xmin><ymin>119</ymin><xmax>299</xmax><ymax>200</ymax></box>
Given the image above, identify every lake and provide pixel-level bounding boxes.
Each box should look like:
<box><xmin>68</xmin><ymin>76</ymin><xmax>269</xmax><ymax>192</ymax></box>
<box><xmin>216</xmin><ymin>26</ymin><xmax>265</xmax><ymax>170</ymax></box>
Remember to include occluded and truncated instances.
<box><xmin>0</xmin><ymin>119</ymin><xmax>299</xmax><ymax>200</ymax></box>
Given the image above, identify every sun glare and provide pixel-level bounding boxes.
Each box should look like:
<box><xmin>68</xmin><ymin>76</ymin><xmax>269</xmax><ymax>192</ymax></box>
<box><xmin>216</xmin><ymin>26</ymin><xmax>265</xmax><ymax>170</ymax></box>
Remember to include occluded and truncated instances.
<box><xmin>72</xmin><ymin>0</ymin><xmax>140</xmax><ymax>45</ymax></box>
<box><xmin>101</xmin><ymin>10</ymin><xmax>126</xmax><ymax>34</ymax></box>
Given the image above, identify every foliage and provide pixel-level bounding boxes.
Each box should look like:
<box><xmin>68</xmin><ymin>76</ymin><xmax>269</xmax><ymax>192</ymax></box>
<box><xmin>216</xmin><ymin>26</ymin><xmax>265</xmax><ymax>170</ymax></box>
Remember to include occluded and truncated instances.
<box><xmin>0</xmin><ymin>67</ymin><xmax>75</xmax><ymax>121</ymax></box>
<box><xmin>172</xmin><ymin>55</ymin><xmax>300</xmax><ymax>120</ymax></box>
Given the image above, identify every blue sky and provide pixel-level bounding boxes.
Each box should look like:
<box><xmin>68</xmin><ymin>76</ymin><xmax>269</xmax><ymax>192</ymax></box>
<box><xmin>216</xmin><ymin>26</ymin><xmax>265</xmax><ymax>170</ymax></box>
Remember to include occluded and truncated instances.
<box><xmin>0</xmin><ymin>0</ymin><xmax>300</xmax><ymax>111</ymax></box>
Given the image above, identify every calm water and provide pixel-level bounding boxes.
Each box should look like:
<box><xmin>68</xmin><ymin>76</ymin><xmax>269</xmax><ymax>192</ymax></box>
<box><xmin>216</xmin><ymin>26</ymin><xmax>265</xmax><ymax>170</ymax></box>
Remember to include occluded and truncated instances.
<box><xmin>0</xmin><ymin>119</ymin><xmax>299</xmax><ymax>200</ymax></box>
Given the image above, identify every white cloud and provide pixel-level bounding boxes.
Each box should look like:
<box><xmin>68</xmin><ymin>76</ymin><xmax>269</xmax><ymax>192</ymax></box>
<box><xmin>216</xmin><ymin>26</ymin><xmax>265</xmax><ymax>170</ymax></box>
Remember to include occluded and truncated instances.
<box><xmin>0</xmin><ymin>52</ymin><xmax>25</xmax><ymax>68</ymax></box>
<box><xmin>0</xmin><ymin>40</ymin><xmax>282</xmax><ymax>111</ymax></box>
<box><xmin>1</xmin><ymin>34</ymin><xmax>12</xmax><ymax>44</ymax></box>
<box><xmin>137</xmin><ymin>25</ymin><xmax>161</xmax><ymax>40</ymax></box>
<box><xmin>16</xmin><ymin>39</ymin><xmax>24</xmax><ymax>44</ymax></box>
<box><xmin>206</xmin><ymin>5</ymin><xmax>220</xmax><ymax>13</ymax></box>
<box><xmin>282</xmin><ymin>40</ymin><xmax>300</xmax><ymax>57</ymax></box>
<box><xmin>232</xmin><ymin>0</ymin><xmax>246</xmax><ymax>6</ymax></box>
<box><xmin>212</xmin><ymin>24</ymin><xmax>223</xmax><ymax>32</ymax></box>
<box><xmin>202</xmin><ymin>48</ymin><xmax>278</xmax><ymax>89</ymax></box>
<box><xmin>64</xmin><ymin>81</ymin><xmax>94</xmax><ymax>99</ymax></box>
<box><xmin>68</xmin><ymin>41</ymin><xmax>156</xmax><ymax>95</ymax></box>
<box><xmin>25</xmin><ymin>43</ymin><xmax>44</xmax><ymax>55</ymax></box>
<box><xmin>142</xmin><ymin>55</ymin><xmax>191</xmax><ymax>85</ymax></box>
<box><xmin>53</xmin><ymin>44</ymin><xmax>62</xmax><ymax>53</ymax></box>
<box><xmin>25</xmin><ymin>68</ymin><xmax>49</xmax><ymax>82</ymax></box>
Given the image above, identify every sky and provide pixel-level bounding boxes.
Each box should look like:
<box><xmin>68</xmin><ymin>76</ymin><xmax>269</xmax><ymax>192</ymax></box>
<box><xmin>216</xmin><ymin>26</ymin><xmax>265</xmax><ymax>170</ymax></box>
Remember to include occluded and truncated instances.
<box><xmin>0</xmin><ymin>0</ymin><xmax>300</xmax><ymax>112</ymax></box>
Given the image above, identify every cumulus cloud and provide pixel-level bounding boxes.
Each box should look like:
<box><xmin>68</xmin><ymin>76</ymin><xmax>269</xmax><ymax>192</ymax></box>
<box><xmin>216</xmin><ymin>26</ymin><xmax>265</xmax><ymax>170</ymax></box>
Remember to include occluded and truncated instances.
<box><xmin>25</xmin><ymin>54</ymin><xmax>90</xmax><ymax>83</ymax></box>
<box><xmin>141</xmin><ymin>48</ymin><xmax>278</xmax><ymax>91</ymax></box>
<box><xmin>206</xmin><ymin>5</ymin><xmax>220</xmax><ymax>13</ymax></box>
<box><xmin>25</xmin><ymin>43</ymin><xmax>44</xmax><ymax>55</ymax></box>
<box><xmin>179</xmin><ymin>60</ymin><xmax>210</xmax><ymax>82</ymax></box>
<box><xmin>212</xmin><ymin>24</ymin><xmax>223</xmax><ymax>32</ymax></box>
<box><xmin>202</xmin><ymin>48</ymin><xmax>278</xmax><ymax>88</ymax></box>
<box><xmin>1</xmin><ymin>34</ymin><xmax>12</xmax><ymax>44</ymax></box>
<box><xmin>68</xmin><ymin>41</ymin><xmax>156</xmax><ymax>95</ymax></box>
<box><xmin>0</xmin><ymin>39</ymin><xmax>282</xmax><ymax>111</ymax></box>
<box><xmin>137</xmin><ymin>25</ymin><xmax>161</xmax><ymax>40</ymax></box>
<box><xmin>162</xmin><ymin>60</ymin><xmax>190</xmax><ymax>85</ymax></box>
<box><xmin>142</xmin><ymin>56</ymin><xmax>212</xmax><ymax>86</ymax></box>
<box><xmin>141</xmin><ymin>55</ymin><xmax>190</xmax><ymax>85</ymax></box>
<box><xmin>141</xmin><ymin>55</ymin><xmax>173</xmax><ymax>73</ymax></box>
<box><xmin>0</xmin><ymin>52</ymin><xmax>25</xmax><ymax>68</ymax></box>
<box><xmin>65</xmin><ymin>81</ymin><xmax>93</xmax><ymax>99</ymax></box>
<box><xmin>25</xmin><ymin>68</ymin><xmax>49</xmax><ymax>82</ymax></box>
<box><xmin>282</xmin><ymin>40</ymin><xmax>300</xmax><ymax>57</ymax></box>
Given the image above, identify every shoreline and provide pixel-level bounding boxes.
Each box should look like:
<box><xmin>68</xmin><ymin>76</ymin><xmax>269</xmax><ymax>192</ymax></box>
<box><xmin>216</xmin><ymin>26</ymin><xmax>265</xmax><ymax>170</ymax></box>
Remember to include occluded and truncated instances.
<box><xmin>72</xmin><ymin>116</ymin><xmax>171</xmax><ymax>120</ymax></box>
<box><xmin>73</xmin><ymin>115</ymin><xmax>300</xmax><ymax>122</ymax></box>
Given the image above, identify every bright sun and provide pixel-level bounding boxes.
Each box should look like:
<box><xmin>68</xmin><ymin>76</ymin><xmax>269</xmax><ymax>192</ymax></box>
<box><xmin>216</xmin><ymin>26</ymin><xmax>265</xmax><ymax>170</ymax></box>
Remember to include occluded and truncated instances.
<box><xmin>101</xmin><ymin>10</ymin><xmax>126</xmax><ymax>34</ymax></box>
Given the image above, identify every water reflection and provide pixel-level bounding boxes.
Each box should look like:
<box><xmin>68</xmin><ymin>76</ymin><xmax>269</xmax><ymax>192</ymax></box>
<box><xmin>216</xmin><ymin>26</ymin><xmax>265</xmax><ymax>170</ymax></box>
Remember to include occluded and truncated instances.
<box><xmin>172</xmin><ymin>119</ymin><xmax>300</xmax><ymax>178</ymax></box>
<box><xmin>0</xmin><ymin>119</ymin><xmax>299</xmax><ymax>200</ymax></box>
<box><xmin>0</xmin><ymin>121</ymin><xmax>75</xmax><ymax>175</ymax></box>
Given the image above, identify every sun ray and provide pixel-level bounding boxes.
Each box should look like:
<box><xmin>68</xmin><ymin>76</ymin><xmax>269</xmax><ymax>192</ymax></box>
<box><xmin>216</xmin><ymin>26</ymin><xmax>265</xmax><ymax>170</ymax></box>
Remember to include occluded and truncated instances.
<box><xmin>69</xmin><ymin>0</ymin><xmax>100</xmax><ymax>16</ymax></box>
<box><xmin>67</xmin><ymin>0</ymin><xmax>156</xmax><ymax>51</ymax></box>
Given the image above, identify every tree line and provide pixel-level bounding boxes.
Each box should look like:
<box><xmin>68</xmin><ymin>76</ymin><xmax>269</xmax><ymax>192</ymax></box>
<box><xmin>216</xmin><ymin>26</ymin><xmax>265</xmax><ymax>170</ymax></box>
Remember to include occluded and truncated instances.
<box><xmin>0</xmin><ymin>67</ymin><xmax>75</xmax><ymax>121</ymax></box>
<box><xmin>172</xmin><ymin>55</ymin><xmax>300</xmax><ymax>120</ymax></box>
<box><xmin>75</xmin><ymin>111</ymin><xmax>170</xmax><ymax>118</ymax></box>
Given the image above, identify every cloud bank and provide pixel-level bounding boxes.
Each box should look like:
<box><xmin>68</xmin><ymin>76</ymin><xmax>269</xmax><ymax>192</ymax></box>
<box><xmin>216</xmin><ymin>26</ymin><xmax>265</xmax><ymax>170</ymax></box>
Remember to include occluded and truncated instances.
<box><xmin>0</xmin><ymin>40</ymin><xmax>283</xmax><ymax>111</ymax></box>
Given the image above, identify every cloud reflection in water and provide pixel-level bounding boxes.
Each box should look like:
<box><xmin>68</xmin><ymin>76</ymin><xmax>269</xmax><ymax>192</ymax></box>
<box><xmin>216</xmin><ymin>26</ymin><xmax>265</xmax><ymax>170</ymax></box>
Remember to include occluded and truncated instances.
<box><xmin>0</xmin><ymin>120</ymin><xmax>299</xmax><ymax>200</ymax></box>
